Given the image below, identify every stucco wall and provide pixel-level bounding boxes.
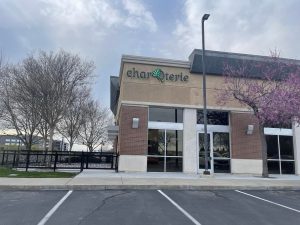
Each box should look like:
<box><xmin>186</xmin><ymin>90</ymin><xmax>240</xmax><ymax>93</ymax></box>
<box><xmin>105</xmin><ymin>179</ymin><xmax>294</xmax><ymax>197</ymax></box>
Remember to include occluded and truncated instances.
<box><xmin>119</xmin><ymin>62</ymin><xmax>245</xmax><ymax>112</ymax></box>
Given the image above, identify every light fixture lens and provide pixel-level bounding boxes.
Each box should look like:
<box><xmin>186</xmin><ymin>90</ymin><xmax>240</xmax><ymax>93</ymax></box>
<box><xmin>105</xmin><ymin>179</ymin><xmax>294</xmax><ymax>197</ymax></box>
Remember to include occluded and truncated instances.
<box><xmin>202</xmin><ymin>14</ymin><xmax>210</xmax><ymax>20</ymax></box>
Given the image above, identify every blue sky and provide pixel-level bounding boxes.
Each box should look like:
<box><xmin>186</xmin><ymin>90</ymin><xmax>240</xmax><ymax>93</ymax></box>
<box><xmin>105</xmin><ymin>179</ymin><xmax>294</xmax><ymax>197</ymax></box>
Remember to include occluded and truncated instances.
<box><xmin>1</xmin><ymin>0</ymin><xmax>300</xmax><ymax>109</ymax></box>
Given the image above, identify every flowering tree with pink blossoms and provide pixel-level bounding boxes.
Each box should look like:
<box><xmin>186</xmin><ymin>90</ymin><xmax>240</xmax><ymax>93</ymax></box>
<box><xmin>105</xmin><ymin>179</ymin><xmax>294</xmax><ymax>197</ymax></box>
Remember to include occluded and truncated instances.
<box><xmin>217</xmin><ymin>55</ymin><xmax>300</xmax><ymax>177</ymax></box>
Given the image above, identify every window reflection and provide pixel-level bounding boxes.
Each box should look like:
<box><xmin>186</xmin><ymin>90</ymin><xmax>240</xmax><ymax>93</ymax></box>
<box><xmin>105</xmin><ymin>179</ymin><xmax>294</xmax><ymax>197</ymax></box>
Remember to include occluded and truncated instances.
<box><xmin>147</xmin><ymin>129</ymin><xmax>183</xmax><ymax>172</ymax></box>
<box><xmin>149</xmin><ymin>107</ymin><xmax>183</xmax><ymax>123</ymax></box>
<box><xmin>214</xmin><ymin>160</ymin><xmax>230</xmax><ymax>173</ymax></box>
<box><xmin>166</xmin><ymin>158</ymin><xmax>182</xmax><ymax>172</ymax></box>
<box><xmin>198</xmin><ymin>132</ymin><xmax>231</xmax><ymax>173</ymax></box>
<box><xmin>198</xmin><ymin>133</ymin><xmax>211</xmax><ymax>170</ymax></box>
<box><xmin>213</xmin><ymin>133</ymin><xmax>230</xmax><ymax>158</ymax></box>
<box><xmin>197</xmin><ymin>110</ymin><xmax>228</xmax><ymax>125</ymax></box>
<box><xmin>166</xmin><ymin>130</ymin><xmax>183</xmax><ymax>156</ymax></box>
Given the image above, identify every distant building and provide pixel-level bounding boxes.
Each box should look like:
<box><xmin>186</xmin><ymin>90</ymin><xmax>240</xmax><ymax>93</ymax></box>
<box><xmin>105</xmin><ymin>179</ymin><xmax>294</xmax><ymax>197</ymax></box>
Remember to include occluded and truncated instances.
<box><xmin>0</xmin><ymin>134</ymin><xmax>69</xmax><ymax>151</ymax></box>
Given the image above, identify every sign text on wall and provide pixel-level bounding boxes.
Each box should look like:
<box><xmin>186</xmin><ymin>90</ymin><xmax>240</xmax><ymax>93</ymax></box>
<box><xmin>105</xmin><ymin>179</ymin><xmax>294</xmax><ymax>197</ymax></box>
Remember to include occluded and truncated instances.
<box><xmin>126</xmin><ymin>68</ymin><xmax>189</xmax><ymax>83</ymax></box>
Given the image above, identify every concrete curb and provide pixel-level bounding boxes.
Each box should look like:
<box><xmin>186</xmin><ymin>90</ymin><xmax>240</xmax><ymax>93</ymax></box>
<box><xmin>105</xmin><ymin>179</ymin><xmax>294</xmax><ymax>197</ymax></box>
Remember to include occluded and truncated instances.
<box><xmin>0</xmin><ymin>184</ymin><xmax>299</xmax><ymax>191</ymax></box>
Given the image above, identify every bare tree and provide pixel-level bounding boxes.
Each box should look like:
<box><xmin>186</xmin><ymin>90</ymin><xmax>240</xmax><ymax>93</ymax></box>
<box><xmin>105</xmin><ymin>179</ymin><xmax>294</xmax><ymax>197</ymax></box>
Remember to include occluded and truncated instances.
<box><xmin>80</xmin><ymin>100</ymin><xmax>110</xmax><ymax>152</ymax></box>
<box><xmin>23</xmin><ymin>50</ymin><xmax>95</xmax><ymax>151</ymax></box>
<box><xmin>37</xmin><ymin>119</ymin><xmax>50</xmax><ymax>151</ymax></box>
<box><xmin>0</xmin><ymin>64</ymin><xmax>41</xmax><ymax>150</ymax></box>
<box><xmin>57</xmin><ymin>89</ymin><xmax>89</xmax><ymax>151</ymax></box>
<box><xmin>0</xmin><ymin>55</ymin><xmax>5</xmax><ymax>119</ymax></box>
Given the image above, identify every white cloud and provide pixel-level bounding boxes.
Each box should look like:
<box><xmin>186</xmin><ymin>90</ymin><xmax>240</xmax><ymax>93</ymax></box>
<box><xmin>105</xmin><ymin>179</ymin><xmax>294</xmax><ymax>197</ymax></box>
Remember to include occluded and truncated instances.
<box><xmin>122</xmin><ymin>0</ymin><xmax>157</xmax><ymax>32</ymax></box>
<box><xmin>0</xmin><ymin>0</ymin><xmax>157</xmax><ymax>33</ymax></box>
<box><xmin>173</xmin><ymin>0</ymin><xmax>300</xmax><ymax>58</ymax></box>
<box><xmin>40</xmin><ymin>0</ymin><xmax>122</xmax><ymax>28</ymax></box>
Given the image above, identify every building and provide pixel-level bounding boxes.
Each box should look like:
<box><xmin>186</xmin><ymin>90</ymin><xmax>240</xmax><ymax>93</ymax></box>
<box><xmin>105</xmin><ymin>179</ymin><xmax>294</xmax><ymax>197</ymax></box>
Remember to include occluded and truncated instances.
<box><xmin>110</xmin><ymin>49</ymin><xmax>300</xmax><ymax>175</ymax></box>
<box><xmin>0</xmin><ymin>133</ymin><xmax>69</xmax><ymax>151</ymax></box>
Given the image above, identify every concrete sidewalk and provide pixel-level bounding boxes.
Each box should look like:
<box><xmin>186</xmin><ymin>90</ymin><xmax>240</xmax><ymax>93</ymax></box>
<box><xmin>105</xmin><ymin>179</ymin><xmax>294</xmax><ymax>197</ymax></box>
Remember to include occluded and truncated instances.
<box><xmin>0</xmin><ymin>170</ymin><xmax>300</xmax><ymax>190</ymax></box>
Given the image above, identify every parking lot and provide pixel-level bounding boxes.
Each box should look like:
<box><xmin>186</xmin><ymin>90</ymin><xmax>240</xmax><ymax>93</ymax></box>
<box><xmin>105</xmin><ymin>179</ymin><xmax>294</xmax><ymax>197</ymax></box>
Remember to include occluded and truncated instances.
<box><xmin>0</xmin><ymin>189</ymin><xmax>300</xmax><ymax>225</ymax></box>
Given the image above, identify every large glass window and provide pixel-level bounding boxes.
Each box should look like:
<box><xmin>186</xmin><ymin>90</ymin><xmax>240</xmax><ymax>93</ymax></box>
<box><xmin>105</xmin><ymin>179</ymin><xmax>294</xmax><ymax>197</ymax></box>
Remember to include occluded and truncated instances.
<box><xmin>213</xmin><ymin>133</ymin><xmax>230</xmax><ymax>173</ymax></box>
<box><xmin>266</xmin><ymin>135</ymin><xmax>294</xmax><ymax>174</ymax></box>
<box><xmin>198</xmin><ymin>132</ymin><xmax>231</xmax><ymax>173</ymax></box>
<box><xmin>147</xmin><ymin>129</ymin><xmax>183</xmax><ymax>172</ymax></box>
<box><xmin>197</xmin><ymin>110</ymin><xmax>229</xmax><ymax>125</ymax></box>
<box><xmin>149</xmin><ymin>107</ymin><xmax>183</xmax><ymax>123</ymax></box>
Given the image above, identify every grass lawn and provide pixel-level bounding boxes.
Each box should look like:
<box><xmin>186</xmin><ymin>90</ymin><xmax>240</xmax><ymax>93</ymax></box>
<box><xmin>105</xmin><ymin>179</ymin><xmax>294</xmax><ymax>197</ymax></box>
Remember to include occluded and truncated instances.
<box><xmin>0</xmin><ymin>167</ymin><xmax>77</xmax><ymax>178</ymax></box>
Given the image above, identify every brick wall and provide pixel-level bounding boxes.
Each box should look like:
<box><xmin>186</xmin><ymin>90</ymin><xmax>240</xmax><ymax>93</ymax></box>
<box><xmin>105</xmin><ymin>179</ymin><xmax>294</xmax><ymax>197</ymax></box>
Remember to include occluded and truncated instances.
<box><xmin>118</xmin><ymin>105</ymin><xmax>148</xmax><ymax>155</ymax></box>
<box><xmin>230</xmin><ymin>112</ymin><xmax>262</xmax><ymax>159</ymax></box>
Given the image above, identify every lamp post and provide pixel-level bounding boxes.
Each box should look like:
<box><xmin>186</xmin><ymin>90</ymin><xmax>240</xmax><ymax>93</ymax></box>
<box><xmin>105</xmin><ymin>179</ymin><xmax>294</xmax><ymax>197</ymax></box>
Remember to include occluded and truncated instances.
<box><xmin>202</xmin><ymin>13</ymin><xmax>210</xmax><ymax>175</ymax></box>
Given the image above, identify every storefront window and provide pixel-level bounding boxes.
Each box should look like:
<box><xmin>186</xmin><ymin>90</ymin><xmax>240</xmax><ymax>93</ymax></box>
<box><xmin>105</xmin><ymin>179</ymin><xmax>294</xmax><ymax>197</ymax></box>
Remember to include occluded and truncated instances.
<box><xmin>147</xmin><ymin>129</ymin><xmax>183</xmax><ymax>172</ymax></box>
<box><xmin>198</xmin><ymin>132</ymin><xmax>231</xmax><ymax>173</ymax></box>
<box><xmin>213</xmin><ymin>132</ymin><xmax>230</xmax><ymax>173</ymax></box>
<box><xmin>266</xmin><ymin>135</ymin><xmax>295</xmax><ymax>174</ymax></box>
<box><xmin>149</xmin><ymin>107</ymin><xmax>183</xmax><ymax>123</ymax></box>
<box><xmin>197</xmin><ymin>110</ymin><xmax>229</xmax><ymax>125</ymax></box>
<box><xmin>198</xmin><ymin>133</ymin><xmax>211</xmax><ymax>170</ymax></box>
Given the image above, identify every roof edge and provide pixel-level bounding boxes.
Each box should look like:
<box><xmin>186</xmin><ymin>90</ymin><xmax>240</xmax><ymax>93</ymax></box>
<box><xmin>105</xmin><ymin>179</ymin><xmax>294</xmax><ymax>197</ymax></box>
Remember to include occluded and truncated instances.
<box><xmin>190</xmin><ymin>49</ymin><xmax>300</xmax><ymax>65</ymax></box>
<box><xmin>121</xmin><ymin>55</ymin><xmax>190</xmax><ymax>68</ymax></box>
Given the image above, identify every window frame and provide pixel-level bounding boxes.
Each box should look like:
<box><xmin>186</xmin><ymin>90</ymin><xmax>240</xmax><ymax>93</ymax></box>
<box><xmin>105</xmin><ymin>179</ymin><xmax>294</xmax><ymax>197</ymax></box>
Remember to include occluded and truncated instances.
<box><xmin>147</xmin><ymin>129</ymin><xmax>183</xmax><ymax>172</ymax></box>
<box><xmin>266</xmin><ymin>134</ymin><xmax>295</xmax><ymax>174</ymax></box>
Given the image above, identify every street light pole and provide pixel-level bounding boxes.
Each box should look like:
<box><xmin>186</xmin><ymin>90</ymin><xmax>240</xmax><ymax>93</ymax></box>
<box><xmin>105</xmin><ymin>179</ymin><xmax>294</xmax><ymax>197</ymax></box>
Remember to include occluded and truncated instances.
<box><xmin>202</xmin><ymin>13</ymin><xmax>210</xmax><ymax>175</ymax></box>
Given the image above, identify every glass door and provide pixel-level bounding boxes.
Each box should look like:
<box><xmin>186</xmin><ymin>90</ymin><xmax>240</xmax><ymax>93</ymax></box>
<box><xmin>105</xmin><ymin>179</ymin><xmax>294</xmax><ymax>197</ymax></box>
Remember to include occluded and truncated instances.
<box><xmin>198</xmin><ymin>132</ymin><xmax>213</xmax><ymax>173</ymax></box>
<box><xmin>198</xmin><ymin>132</ymin><xmax>231</xmax><ymax>174</ymax></box>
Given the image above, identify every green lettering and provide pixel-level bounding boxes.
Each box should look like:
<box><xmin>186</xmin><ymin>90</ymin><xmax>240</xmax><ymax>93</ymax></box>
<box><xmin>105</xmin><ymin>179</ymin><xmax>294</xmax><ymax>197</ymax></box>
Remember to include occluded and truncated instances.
<box><xmin>140</xmin><ymin>72</ymin><xmax>146</xmax><ymax>78</ymax></box>
<box><xmin>174</xmin><ymin>74</ymin><xmax>179</xmax><ymax>81</ymax></box>
<box><xmin>133</xmin><ymin>68</ymin><xmax>138</xmax><ymax>77</ymax></box>
<box><xmin>165</xmin><ymin>73</ymin><xmax>169</xmax><ymax>80</ymax></box>
<box><xmin>127</xmin><ymin>70</ymin><xmax>132</xmax><ymax>77</ymax></box>
<box><xmin>169</xmin><ymin>74</ymin><xmax>174</xmax><ymax>81</ymax></box>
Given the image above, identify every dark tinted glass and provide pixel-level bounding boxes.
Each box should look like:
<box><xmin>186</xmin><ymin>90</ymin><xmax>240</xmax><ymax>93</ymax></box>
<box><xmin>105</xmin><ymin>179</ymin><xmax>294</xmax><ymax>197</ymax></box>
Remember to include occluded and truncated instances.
<box><xmin>266</xmin><ymin>135</ymin><xmax>279</xmax><ymax>159</ymax></box>
<box><xmin>281</xmin><ymin>161</ymin><xmax>295</xmax><ymax>174</ymax></box>
<box><xmin>267</xmin><ymin>161</ymin><xmax>280</xmax><ymax>174</ymax></box>
<box><xmin>213</xmin><ymin>133</ymin><xmax>230</xmax><ymax>158</ymax></box>
<box><xmin>166</xmin><ymin>130</ymin><xmax>183</xmax><ymax>156</ymax></box>
<box><xmin>148</xmin><ymin>129</ymin><xmax>165</xmax><ymax>156</ymax></box>
<box><xmin>197</xmin><ymin>110</ymin><xmax>228</xmax><ymax>125</ymax></box>
<box><xmin>279</xmin><ymin>136</ymin><xmax>294</xmax><ymax>160</ymax></box>
<box><xmin>166</xmin><ymin>157</ymin><xmax>182</xmax><ymax>172</ymax></box>
<box><xmin>147</xmin><ymin>157</ymin><xmax>164</xmax><ymax>172</ymax></box>
<box><xmin>149</xmin><ymin>107</ymin><xmax>183</xmax><ymax>123</ymax></box>
<box><xmin>214</xmin><ymin>159</ymin><xmax>230</xmax><ymax>173</ymax></box>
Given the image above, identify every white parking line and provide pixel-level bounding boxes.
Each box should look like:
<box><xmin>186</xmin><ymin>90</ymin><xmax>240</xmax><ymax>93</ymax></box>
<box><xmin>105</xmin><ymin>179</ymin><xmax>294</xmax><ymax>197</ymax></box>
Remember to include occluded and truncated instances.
<box><xmin>158</xmin><ymin>190</ymin><xmax>202</xmax><ymax>225</ymax></box>
<box><xmin>235</xmin><ymin>190</ymin><xmax>300</xmax><ymax>213</ymax></box>
<box><xmin>37</xmin><ymin>190</ymin><xmax>73</xmax><ymax>225</ymax></box>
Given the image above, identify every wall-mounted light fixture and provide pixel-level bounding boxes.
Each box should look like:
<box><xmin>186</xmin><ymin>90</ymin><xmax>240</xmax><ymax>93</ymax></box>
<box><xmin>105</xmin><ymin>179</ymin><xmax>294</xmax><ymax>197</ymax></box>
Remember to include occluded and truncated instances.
<box><xmin>246</xmin><ymin>125</ymin><xmax>254</xmax><ymax>135</ymax></box>
<box><xmin>132</xmin><ymin>118</ymin><xmax>139</xmax><ymax>128</ymax></box>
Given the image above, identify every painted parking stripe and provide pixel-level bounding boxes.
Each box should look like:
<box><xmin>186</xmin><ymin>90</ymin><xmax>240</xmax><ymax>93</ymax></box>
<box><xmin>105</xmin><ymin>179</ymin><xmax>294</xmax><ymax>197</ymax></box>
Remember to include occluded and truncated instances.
<box><xmin>37</xmin><ymin>190</ymin><xmax>73</xmax><ymax>225</ymax></box>
<box><xmin>235</xmin><ymin>190</ymin><xmax>300</xmax><ymax>213</ymax></box>
<box><xmin>158</xmin><ymin>190</ymin><xmax>202</xmax><ymax>225</ymax></box>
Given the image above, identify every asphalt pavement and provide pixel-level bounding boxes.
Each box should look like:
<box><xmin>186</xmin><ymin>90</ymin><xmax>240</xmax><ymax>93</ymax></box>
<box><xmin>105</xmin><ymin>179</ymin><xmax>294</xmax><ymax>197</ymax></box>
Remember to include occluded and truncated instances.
<box><xmin>0</xmin><ymin>190</ymin><xmax>300</xmax><ymax>225</ymax></box>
